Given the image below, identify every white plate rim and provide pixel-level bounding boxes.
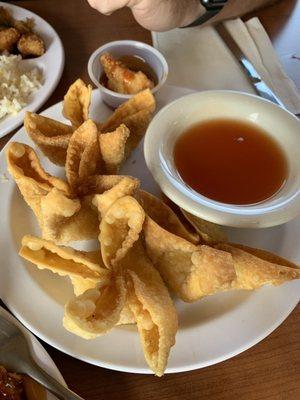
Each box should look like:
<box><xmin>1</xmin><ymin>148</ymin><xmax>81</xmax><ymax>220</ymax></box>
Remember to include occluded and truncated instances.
<box><xmin>0</xmin><ymin>85</ymin><xmax>299</xmax><ymax>375</ymax></box>
<box><xmin>0</xmin><ymin>1</ymin><xmax>65</xmax><ymax>138</ymax></box>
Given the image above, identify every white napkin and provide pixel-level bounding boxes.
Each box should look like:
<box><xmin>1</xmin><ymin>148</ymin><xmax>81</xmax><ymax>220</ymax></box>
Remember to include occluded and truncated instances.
<box><xmin>152</xmin><ymin>17</ymin><xmax>300</xmax><ymax>114</ymax></box>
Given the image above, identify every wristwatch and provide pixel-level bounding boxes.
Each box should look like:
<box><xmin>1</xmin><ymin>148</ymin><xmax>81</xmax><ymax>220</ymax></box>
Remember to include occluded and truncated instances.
<box><xmin>183</xmin><ymin>0</ymin><xmax>228</xmax><ymax>27</ymax></box>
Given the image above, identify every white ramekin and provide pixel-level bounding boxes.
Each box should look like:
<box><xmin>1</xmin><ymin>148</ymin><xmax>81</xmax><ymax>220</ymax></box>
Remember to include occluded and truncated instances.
<box><xmin>144</xmin><ymin>90</ymin><xmax>300</xmax><ymax>228</ymax></box>
<box><xmin>87</xmin><ymin>40</ymin><xmax>168</xmax><ymax>108</ymax></box>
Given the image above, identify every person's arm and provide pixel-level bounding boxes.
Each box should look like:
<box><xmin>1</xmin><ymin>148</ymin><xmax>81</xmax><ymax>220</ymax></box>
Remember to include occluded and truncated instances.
<box><xmin>87</xmin><ymin>0</ymin><xmax>277</xmax><ymax>32</ymax></box>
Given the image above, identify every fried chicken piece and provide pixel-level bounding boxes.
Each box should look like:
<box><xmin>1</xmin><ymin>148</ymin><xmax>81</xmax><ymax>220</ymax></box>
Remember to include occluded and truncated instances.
<box><xmin>100</xmin><ymin>53</ymin><xmax>154</xmax><ymax>95</ymax></box>
<box><xmin>17</xmin><ymin>32</ymin><xmax>45</xmax><ymax>57</ymax></box>
<box><xmin>0</xmin><ymin>27</ymin><xmax>20</xmax><ymax>52</ymax></box>
<box><xmin>13</xmin><ymin>18</ymin><xmax>34</xmax><ymax>34</ymax></box>
<box><xmin>0</xmin><ymin>6</ymin><xmax>13</xmax><ymax>27</ymax></box>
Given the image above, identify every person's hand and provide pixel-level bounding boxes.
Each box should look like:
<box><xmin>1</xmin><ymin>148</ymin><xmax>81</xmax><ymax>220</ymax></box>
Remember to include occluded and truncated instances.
<box><xmin>87</xmin><ymin>0</ymin><xmax>204</xmax><ymax>31</ymax></box>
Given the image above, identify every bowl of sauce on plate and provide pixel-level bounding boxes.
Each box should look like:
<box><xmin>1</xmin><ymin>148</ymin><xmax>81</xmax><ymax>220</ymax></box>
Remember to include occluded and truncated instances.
<box><xmin>144</xmin><ymin>90</ymin><xmax>300</xmax><ymax>228</ymax></box>
<box><xmin>174</xmin><ymin>118</ymin><xmax>288</xmax><ymax>205</ymax></box>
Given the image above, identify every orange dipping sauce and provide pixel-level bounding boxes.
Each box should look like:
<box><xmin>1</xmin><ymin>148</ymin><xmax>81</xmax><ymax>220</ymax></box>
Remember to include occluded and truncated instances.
<box><xmin>173</xmin><ymin>119</ymin><xmax>288</xmax><ymax>205</ymax></box>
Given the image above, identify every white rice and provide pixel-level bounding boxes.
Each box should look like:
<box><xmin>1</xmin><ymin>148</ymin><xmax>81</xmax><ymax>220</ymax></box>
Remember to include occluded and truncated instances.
<box><xmin>0</xmin><ymin>54</ymin><xmax>43</xmax><ymax>119</ymax></box>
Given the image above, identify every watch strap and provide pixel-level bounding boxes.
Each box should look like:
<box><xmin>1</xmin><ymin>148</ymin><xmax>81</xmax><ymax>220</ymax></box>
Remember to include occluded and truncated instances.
<box><xmin>182</xmin><ymin>0</ymin><xmax>227</xmax><ymax>28</ymax></box>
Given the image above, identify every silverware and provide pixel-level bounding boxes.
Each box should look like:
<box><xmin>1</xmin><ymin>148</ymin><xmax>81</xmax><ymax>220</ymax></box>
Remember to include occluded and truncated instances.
<box><xmin>215</xmin><ymin>24</ymin><xmax>286</xmax><ymax>109</ymax></box>
<box><xmin>0</xmin><ymin>312</ymin><xmax>85</xmax><ymax>400</ymax></box>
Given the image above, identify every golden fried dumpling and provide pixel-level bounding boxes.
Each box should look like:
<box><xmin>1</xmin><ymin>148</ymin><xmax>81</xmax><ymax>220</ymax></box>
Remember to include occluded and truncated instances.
<box><xmin>100</xmin><ymin>53</ymin><xmax>154</xmax><ymax>95</ymax></box>
<box><xmin>121</xmin><ymin>240</ymin><xmax>178</xmax><ymax>377</ymax></box>
<box><xmin>64</xmin><ymin>272</ymin><xmax>127</xmax><ymax>339</ymax></box>
<box><xmin>6</xmin><ymin>142</ymin><xmax>70</xmax><ymax>222</ymax></box>
<box><xmin>99</xmin><ymin>124</ymin><xmax>130</xmax><ymax>174</ymax></box>
<box><xmin>138</xmin><ymin>190</ymin><xmax>199</xmax><ymax>244</ymax></box>
<box><xmin>99</xmin><ymin>89</ymin><xmax>156</xmax><ymax>157</ymax></box>
<box><xmin>19</xmin><ymin>235</ymin><xmax>109</xmax><ymax>295</ymax></box>
<box><xmin>92</xmin><ymin>176</ymin><xmax>140</xmax><ymax>218</ymax></box>
<box><xmin>63</xmin><ymin>79</ymin><xmax>92</xmax><ymax>128</ymax></box>
<box><xmin>99</xmin><ymin>195</ymin><xmax>145</xmax><ymax>268</ymax></box>
<box><xmin>180</xmin><ymin>209</ymin><xmax>227</xmax><ymax>245</ymax></box>
<box><xmin>24</xmin><ymin>112</ymin><xmax>73</xmax><ymax>166</ymax></box>
<box><xmin>216</xmin><ymin>243</ymin><xmax>300</xmax><ymax>290</ymax></box>
<box><xmin>65</xmin><ymin>119</ymin><xmax>101</xmax><ymax>192</ymax></box>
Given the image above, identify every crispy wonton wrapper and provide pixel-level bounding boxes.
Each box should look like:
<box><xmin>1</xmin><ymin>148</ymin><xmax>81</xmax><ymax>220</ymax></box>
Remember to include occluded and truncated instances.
<box><xmin>215</xmin><ymin>243</ymin><xmax>300</xmax><ymax>290</ymax></box>
<box><xmin>7</xmin><ymin>142</ymin><xmax>100</xmax><ymax>243</ymax></box>
<box><xmin>40</xmin><ymin>188</ymin><xmax>99</xmax><ymax>243</ymax></box>
<box><xmin>181</xmin><ymin>209</ymin><xmax>227</xmax><ymax>245</ymax></box>
<box><xmin>144</xmin><ymin>217</ymin><xmax>300</xmax><ymax>301</ymax></box>
<box><xmin>65</xmin><ymin>119</ymin><xmax>101</xmax><ymax>192</ymax></box>
<box><xmin>122</xmin><ymin>240</ymin><xmax>178</xmax><ymax>377</ymax></box>
<box><xmin>138</xmin><ymin>190</ymin><xmax>199</xmax><ymax>244</ymax></box>
<box><xmin>99</xmin><ymin>124</ymin><xmax>130</xmax><ymax>174</ymax></box>
<box><xmin>92</xmin><ymin>176</ymin><xmax>140</xmax><ymax>217</ymax></box>
<box><xmin>143</xmin><ymin>217</ymin><xmax>235</xmax><ymax>302</ymax></box>
<box><xmin>64</xmin><ymin>274</ymin><xmax>127</xmax><ymax>339</ymax></box>
<box><xmin>6</xmin><ymin>142</ymin><xmax>70</xmax><ymax>222</ymax></box>
<box><xmin>99</xmin><ymin>89</ymin><xmax>155</xmax><ymax>157</ymax></box>
<box><xmin>99</xmin><ymin>195</ymin><xmax>145</xmax><ymax>268</ymax></box>
<box><xmin>19</xmin><ymin>235</ymin><xmax>109</xmax><ymax>295</ymax></box>
<box><xmin>65</xmin><ymin>195</ymin><xmax>177</xmax><ymax>376</ymax></box>
<box><xmin>20</xmin><ymin>235</ymin><xmax>135</xmax><ymax>325</ymax></box>
<box><xmin>24</xmin><ymin>112</ymin><xmax>73</xmax><ymax>166</ymax></box>
<box><xmin>63</xmin><ymin>78</ymin><xmax>92</xmax><ymax>128</ymax></box>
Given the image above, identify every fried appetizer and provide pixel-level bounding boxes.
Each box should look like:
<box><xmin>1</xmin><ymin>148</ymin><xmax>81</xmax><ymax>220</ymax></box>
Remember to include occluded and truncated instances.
<box><xmin>24</xmin><ymin>112</ymin><xmax>74</xmax><ymax>166</ymax></box>
<box><xmin>17</xmin><ymin>32</ymin><xmax>45</xmax><ymax>57</ymax></box>
<box><xmin>100</xmin><ymin>52</ymin><xmax>154</xmax><ymax>95</ymax></box>
<box><xmin>0</xmin><ymin>7</ymin><xmax>13</xmax><ymax>27</ymax></box>
<box><xmin>0</xmin><ymin>27</ymin><xmax>20</xmax><ymax>52</ymax></box>
<box><xmin>63</xmin><ymin>79</ymin><xmax>92</xmax><ymax>128</ymax></box>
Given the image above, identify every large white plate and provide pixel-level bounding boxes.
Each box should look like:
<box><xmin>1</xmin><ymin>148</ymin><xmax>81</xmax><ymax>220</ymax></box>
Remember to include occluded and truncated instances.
<box><xmin>0</xmin><ymin>86</ymin><xmax>299</xmax><ymax>374</ymax></box>
<box><xmin>0</xmin><ymin>305</ymin><xmax>66</xmax><ymax>399</ymax></box>
<box><xmin>0</xmin><ymin>2</ymin><xmax>64</xmax><ymax>138</ymax></box>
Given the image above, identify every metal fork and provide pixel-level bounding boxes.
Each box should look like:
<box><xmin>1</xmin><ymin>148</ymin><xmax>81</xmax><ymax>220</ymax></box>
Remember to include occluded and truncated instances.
<box><xmin>0</xmin><ymin>313</ymin><xmax>85</xmax><ymax>400</ymax></box>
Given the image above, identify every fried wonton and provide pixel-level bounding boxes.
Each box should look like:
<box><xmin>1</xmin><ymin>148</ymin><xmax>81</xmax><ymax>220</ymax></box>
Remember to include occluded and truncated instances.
<box><xmin>92</xmin><ymin>176</ymin><xmax>140</xmax><ymax>218</ymax></box>
<box><xmin>19</xmin><ymin>235</ymin><xmax>109</xmax><ymax>295</ymax></box>
<box><xmin>7</xmin><ymin>142</ymin><xmax>99</xmax><ymax>243</ymax></box>
<box><xmin>65</xmin><ymin>119</ymin><xmax>101</xmax><ymax>192</ymax></box>
<box><xmin>99</xmin><ymin>124</ymin><xmax>130</xmax><ymax>174</ymax></box>
<box><xmin>6</xmin><ymin>142</ymin><xmax>70</xmax><ymax>221</ymax></box>
<box><xmin>40</xmin><ymin>189</ymin><xmax>99</xmax><ymax>243</ymax></box>
<box><xmin>144</xmin><ymin>216</ymin><xmax>300</xmax><ymax>301</ymax></box>
<box><xmin>215</xmin><ymin>243</ymin><xmax>300</xmax><ymax>290</ymax></box>
<box><xmin>64</xmin><ymin>273</ymin><xmax>127</xmax><ymax>338</ymax></box>
<box><xmin>143</xmin><ymin>217</ymin><xmax>235</xmax><ymax>302</ymax></box>
<box><xmin>99</xmin><ymin>195</ymin><xmax>145</xmax><ymax>268</ymax></box>
<box><xmin>100</xmin><ymin>53</ymin><xmax>154</xmax><ymax>95</ymax></box>
<box><xmin>121</xmin><ymin>240</ymin><xmax>178</xmax><ymax>377</ymax></box>
<box><xmin>180</xmin><ymin>209</ymin><xmax>227</xmax><ymax>245</ymax></box>
<box><xmin>64</xmin><ymin>195</ymin><xmax>177</xmax><ymax>376</ymax></box>
<box><xmin>99</xmin><ymin>89</ymin><xmax>156</xmax><ymax>156</ymax></box>
<box><xmin>138</xmin><ymin>190</ymin><xmax>199</xmax><ymax>244</ymax></box>
<box><xmin>63</xmin><ymin>79</ymin><xmax>92</xmax><ymax>128</ymax></box>
<box><xmin>24</xmin><ymin>112</ymin><xmax>73</xmax><ymax>166</ymax></box>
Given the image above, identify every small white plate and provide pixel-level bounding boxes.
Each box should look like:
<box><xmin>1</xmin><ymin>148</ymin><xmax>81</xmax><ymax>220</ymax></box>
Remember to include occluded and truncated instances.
<box><xmin>0</xmin><ymin>85</ymin><xmax>299</xmax><ymax>374</ymax></box>
<box><xmin>0</xmin><ymin>305</ymin><xmax>66</xmax><ymax>399</ymax></box>
<box><xmin>0</xmin><ymin>2</ymin><xmax>64</xmax><ymax>138</ymax></box>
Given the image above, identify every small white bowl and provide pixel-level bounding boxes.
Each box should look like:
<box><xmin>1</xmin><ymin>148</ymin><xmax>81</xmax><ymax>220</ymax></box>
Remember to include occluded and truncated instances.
<box><xmin>87</xmin><ymin>40</ymin><xmax>168</xmax><ymax>108</ymax></box>
<box><xmin>144</xmin><ymin>90</ymin><xmax>300</xmax><ymax>228</ymax></box>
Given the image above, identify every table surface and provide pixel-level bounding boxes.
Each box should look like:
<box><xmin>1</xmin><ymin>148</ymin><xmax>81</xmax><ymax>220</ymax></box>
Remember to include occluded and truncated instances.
<box><xmin>2</xmin><ymin>0</ymin><xmax>300</xmax><ymax>399</ymax></box>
